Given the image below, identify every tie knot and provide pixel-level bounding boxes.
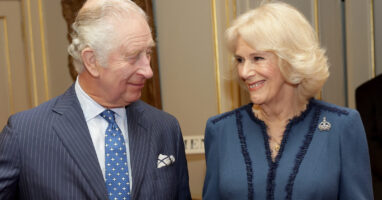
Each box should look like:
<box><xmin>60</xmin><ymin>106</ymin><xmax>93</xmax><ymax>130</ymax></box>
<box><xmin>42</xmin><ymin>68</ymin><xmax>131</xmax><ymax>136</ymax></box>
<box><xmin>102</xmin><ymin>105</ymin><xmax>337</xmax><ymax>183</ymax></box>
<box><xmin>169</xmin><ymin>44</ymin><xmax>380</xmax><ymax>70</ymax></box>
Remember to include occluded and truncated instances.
<box><xmin>100</xmin><ymin>109</ymin><xmax>116</xmax><ymax>124</ymax></box>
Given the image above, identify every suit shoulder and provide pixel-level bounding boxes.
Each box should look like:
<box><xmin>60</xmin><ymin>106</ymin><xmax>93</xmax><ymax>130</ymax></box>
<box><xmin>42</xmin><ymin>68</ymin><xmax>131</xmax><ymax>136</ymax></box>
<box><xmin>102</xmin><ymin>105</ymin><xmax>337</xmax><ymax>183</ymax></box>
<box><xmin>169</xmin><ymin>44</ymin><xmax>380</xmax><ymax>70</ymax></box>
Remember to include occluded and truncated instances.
<box><xmin>4</xmin><ymin>96</ymin><xmax>61</xmax><ymax>133</ymax></box>
<box><xmin>356</xmin><ymin>74</ymin><xmax>382</xmax><ymax>94</ymax></box>
<box><xmin>13</xmin><ymin>85</ymin><xmax>76</xmax><ymax>120</ymax></box>
<box><xmin>10</xmin><ymin>96</ymin><xmax>60</xmax><ymax>120</ymax></box>
<box><xmin>135</xmin><ymin>100</ymin><xmax>177</xmax><ymax>122</ymax></box>
<box><xmin>208</xmin><ymin>103</ymin><xmax>251</xmax><ymax>125</ymax></box>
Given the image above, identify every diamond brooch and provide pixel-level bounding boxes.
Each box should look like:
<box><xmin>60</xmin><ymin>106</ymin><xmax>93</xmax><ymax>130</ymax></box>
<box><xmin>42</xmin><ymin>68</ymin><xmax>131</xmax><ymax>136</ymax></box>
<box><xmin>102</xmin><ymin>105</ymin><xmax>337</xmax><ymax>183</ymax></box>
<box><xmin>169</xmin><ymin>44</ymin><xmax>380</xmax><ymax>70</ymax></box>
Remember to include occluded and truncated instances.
<box><xmin>318</xmin><ymin>117</ymin><xmax>331</xmax><ymax>131</ymax></box>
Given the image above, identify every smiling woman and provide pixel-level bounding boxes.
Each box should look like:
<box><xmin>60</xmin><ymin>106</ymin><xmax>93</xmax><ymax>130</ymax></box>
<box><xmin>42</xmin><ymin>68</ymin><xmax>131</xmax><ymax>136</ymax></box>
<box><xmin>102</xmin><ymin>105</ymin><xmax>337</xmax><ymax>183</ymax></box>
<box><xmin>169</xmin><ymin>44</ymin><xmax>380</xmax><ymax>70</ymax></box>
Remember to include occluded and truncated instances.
<box><xmin>234</xmin><ymin>38</ymin><xmax>286</xmax><ymax>107</ymax></box>
<box><xmin>203</xmin><ymin>2</ymin><xmax>373</xmax><ymax>200</ymax></box>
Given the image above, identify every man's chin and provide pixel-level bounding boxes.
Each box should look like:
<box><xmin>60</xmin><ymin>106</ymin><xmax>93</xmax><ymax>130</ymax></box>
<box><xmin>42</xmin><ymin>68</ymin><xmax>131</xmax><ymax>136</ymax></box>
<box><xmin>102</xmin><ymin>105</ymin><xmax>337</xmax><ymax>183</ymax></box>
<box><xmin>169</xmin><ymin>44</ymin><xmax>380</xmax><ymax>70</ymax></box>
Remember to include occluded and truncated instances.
<box><xmin>123</xmin><ymin>93</ymin><xmax>142</xmax><ymax>105</ymax></box>
<box><xmin>101</xmin><ymin>95</ymin><xmax>141</xmax><ymax>108</ymax></box>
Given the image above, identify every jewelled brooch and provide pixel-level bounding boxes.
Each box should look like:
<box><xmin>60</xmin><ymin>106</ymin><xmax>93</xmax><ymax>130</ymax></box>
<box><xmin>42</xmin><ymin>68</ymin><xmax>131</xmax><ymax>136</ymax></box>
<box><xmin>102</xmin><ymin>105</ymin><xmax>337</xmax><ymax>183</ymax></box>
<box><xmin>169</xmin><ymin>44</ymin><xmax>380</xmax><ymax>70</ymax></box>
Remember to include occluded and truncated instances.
<box><xmin>318</xmin><ymin>117</ymin><xmax>331</xmax><ymax>131</ymax></box>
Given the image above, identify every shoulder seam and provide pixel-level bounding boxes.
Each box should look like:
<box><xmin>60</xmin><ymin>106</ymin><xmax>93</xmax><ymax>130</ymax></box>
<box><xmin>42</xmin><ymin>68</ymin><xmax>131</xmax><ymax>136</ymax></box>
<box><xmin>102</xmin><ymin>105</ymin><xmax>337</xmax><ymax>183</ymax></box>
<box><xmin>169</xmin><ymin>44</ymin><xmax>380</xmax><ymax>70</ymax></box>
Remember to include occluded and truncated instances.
<box><xmin>212</xmin><ymin>104</ymin><xmax>250</xmax><ymax>124</ymax></box>
<box><xmin>312</xmin><ymin>100</ymin><xmax>349</xmax><ymax>116</ymax></box>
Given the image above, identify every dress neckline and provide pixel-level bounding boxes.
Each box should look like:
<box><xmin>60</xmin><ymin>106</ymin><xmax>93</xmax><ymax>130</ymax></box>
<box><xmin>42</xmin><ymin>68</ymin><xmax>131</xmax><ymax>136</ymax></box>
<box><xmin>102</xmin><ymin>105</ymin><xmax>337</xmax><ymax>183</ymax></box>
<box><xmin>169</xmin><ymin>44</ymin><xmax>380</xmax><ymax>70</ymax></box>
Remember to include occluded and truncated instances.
<box><xmin>237</xmin><ymin>98</ymin><xmax>320</xmax><ymax>200</ymax></box>
<box><xmin>249</xmin><ymin>98</ymin><xmax>314</xmax><ymax>126</ymax></box>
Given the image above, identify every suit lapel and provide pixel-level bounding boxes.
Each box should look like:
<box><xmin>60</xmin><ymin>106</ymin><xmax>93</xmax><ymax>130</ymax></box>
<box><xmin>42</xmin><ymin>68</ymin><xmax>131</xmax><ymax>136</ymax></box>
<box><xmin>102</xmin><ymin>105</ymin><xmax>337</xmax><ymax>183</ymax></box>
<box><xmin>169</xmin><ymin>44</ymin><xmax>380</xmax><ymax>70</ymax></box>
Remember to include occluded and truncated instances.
<box><xmin>52</xmin><ymin>85</ymin><xmax>108</xmax><ymax>200</ymax></box>
<box><xmin>127</xmin><ymin>101</ymin><xmax>152</xmax><ymax>199</ymax></box>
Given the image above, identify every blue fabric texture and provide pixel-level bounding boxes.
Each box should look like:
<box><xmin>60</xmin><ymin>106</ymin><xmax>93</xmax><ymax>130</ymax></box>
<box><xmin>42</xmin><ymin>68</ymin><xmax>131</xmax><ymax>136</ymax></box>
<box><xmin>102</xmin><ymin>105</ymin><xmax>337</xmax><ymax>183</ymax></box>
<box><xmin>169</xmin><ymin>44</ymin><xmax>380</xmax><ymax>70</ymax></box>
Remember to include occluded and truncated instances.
<box><xmin>101</xmin><ymin>110</ymin><xmax>131</xmax><ymax>200</ymax></box>
<box><xmin>203</xmin><ymin>99</ymin><xmax>373</xmax><ymax>200</ymax></box>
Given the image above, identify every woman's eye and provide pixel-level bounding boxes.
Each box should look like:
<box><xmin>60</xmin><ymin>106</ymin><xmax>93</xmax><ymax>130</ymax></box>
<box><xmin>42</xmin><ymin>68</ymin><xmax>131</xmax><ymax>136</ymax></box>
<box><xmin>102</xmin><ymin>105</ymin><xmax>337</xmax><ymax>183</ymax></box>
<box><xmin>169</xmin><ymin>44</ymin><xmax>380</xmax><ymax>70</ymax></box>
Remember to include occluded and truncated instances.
<box><xmin>235</xmin><ymin>57</ymin><xmax>243</xmax><ymax>63</ymax></box>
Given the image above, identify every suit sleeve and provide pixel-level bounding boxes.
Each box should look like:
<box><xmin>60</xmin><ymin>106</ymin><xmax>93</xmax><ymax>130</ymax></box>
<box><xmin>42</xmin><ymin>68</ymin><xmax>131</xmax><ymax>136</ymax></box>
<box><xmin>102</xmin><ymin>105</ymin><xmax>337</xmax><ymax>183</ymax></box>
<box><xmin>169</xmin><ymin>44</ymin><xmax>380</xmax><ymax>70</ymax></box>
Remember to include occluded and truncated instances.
<box><xmin>174</xmin><ymin>121</ymin><xmax>191</xmax><ymax>200</ymax></box>
<box><xmin>202</xmin><ymin>119</ymin><xmax>220</xmax><ymax>199</ymax></box>
<box><xmin>0</xmin><ymin>116</ymin><xmax>20</xmax><ymax>200</ymax></box>
<box><xmin>339</xmin><ymin>110</ymin><xmax>374</xmax><ymax>199</ymax></box>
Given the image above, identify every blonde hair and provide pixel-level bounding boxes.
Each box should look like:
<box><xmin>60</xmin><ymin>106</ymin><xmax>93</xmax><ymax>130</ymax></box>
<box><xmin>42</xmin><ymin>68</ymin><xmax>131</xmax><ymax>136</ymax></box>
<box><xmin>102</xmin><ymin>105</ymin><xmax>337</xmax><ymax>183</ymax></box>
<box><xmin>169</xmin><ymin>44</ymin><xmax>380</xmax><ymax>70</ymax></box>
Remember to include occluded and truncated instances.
<box><xmin>67</xmin><ymin>0</ymin><xmax>148</xmax><ymax>73</ymax></box>
<box><xmin>226</xmin><ymin>1</ymin><xmax>329</xmax><ymax>101</ymax></box>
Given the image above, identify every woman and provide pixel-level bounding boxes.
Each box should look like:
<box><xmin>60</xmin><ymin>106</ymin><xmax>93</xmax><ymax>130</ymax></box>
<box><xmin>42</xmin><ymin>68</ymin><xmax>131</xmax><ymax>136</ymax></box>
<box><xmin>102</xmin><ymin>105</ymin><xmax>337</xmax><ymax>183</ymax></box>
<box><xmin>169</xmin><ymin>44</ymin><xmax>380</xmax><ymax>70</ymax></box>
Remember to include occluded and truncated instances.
<box><xmin>203</xmin><ymin>2</ymin><xmax>373</xmax><ymax>200</ymax></box>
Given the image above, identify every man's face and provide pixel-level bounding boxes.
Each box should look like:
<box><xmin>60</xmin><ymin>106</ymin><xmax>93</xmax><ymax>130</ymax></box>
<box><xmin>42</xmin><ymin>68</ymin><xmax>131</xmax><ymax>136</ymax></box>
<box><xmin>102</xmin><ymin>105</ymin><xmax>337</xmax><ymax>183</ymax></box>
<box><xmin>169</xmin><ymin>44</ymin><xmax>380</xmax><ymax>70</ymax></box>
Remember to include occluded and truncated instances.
<box><xmin>95</xmin><ymin>15</ymin><xmax>154</xmax><ymax>108</ymax></box>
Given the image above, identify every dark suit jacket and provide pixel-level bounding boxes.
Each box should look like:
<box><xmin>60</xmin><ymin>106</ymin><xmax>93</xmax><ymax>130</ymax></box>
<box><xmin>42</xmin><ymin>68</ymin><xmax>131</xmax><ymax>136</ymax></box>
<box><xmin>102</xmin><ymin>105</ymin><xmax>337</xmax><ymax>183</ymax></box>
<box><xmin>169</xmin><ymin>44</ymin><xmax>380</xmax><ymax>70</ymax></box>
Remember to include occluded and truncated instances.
<box><xmin>356</xmin><ymin>74</ymin><xmax>382</xmax><ymax>199</ymax></box>
<box><xmin>0</xmin><ymin>85</ymin><xmax>191</xmax><ymax>200</ymax></box>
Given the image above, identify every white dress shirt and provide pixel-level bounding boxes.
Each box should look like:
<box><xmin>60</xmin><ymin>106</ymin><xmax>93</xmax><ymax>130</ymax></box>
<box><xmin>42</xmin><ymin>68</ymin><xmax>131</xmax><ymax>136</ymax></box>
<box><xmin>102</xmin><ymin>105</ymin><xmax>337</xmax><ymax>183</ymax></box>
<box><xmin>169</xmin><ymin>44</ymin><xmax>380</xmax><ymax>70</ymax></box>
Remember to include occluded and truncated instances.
<box><xmin>74</xmin><ymin>78</ymin><xmax>133</xmax><ymax>190</ymax></box>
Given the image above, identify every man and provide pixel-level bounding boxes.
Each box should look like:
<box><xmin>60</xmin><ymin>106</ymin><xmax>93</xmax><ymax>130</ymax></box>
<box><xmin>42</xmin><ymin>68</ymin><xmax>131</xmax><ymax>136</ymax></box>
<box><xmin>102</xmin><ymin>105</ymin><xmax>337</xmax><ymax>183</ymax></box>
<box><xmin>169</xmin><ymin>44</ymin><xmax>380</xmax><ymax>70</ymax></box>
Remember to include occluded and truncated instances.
<box><xmin>356</xmin><ymin>74</ymin><xmax>382</xmax><ymax>200</ymax></box>
<box><xmin>0</xmin><ymin>0</ymin><xmax>191</xmax><ymax>199</ymax></box>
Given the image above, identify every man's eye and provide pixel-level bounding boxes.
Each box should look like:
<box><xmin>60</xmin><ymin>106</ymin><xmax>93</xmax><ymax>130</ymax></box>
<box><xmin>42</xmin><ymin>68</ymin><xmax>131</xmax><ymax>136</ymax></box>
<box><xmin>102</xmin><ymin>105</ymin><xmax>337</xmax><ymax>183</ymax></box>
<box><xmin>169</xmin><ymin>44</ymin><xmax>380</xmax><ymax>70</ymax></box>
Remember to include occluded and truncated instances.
<box><xmin>126</xmin><ymin>54</ymin><xmax>139</xmax><ymax>63</ymax></box>
<box><xmin>254</xmin><ymin>56</ymin><xmax>264</xmax><ymax>61</ymax></box>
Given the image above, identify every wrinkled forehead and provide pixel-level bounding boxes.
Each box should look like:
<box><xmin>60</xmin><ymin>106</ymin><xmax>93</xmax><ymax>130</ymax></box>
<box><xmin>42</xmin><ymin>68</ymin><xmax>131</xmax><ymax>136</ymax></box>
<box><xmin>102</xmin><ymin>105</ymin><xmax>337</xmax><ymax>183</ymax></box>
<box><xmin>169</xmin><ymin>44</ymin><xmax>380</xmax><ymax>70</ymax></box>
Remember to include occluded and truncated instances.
<box><xmin>114</xmin><ymin>16</ymin><xmax>155</xmax><ymax>52</ymax></box>
<box><xmin>116</xmin><ymin>14</ymin><xmax>152</xmax><ymax>40</ymax></box>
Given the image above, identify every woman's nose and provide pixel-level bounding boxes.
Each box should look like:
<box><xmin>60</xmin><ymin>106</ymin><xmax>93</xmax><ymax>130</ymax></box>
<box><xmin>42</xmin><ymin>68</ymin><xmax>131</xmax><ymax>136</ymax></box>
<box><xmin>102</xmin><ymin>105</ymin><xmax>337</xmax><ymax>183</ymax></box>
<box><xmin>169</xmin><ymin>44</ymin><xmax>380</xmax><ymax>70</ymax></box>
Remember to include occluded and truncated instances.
<box><xmin>239</xmin><ymin>61</ymin><xmax>255</xmax><ymax>80</ymax></box>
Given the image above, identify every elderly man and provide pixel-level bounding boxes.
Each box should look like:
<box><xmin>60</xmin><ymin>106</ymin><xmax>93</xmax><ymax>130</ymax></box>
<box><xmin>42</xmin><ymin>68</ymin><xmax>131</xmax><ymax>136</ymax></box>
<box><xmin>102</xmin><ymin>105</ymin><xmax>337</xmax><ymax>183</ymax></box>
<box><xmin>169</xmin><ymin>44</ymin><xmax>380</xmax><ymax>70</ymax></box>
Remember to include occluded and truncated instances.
<box><xmin>0</xmin><ymin>0</ymin><xmax>191</xmax><ymax>199</ymax></box>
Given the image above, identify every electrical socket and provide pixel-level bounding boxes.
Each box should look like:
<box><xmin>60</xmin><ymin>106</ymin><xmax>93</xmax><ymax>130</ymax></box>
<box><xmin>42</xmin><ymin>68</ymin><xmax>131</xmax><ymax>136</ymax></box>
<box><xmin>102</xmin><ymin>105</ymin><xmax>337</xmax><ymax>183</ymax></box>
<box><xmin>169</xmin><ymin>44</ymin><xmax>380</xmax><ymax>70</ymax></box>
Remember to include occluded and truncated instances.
<box><xmin>183</xmin><ymin>135</ymin><xmax>204</xmax><ymax>154</ymax></box>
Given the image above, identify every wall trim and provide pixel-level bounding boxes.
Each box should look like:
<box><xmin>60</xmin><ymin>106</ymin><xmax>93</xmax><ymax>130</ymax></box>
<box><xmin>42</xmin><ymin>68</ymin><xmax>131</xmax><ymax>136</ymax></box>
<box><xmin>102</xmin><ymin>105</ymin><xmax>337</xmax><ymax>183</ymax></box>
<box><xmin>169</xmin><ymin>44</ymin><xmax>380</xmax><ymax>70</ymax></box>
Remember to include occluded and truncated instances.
<box><xmin>211</xmin><ymin>0</ymin><xmax>222</xmax><ymax>114</ymax></box>
<box><xmin>38</xmin><ymin>0</ymin><xmax>50</xmax><ymax>100</ymax></box>
<box><xmin>1</xmin><ymin>16</ymin><xmax>15</xmax><ymax>114</ymax></box>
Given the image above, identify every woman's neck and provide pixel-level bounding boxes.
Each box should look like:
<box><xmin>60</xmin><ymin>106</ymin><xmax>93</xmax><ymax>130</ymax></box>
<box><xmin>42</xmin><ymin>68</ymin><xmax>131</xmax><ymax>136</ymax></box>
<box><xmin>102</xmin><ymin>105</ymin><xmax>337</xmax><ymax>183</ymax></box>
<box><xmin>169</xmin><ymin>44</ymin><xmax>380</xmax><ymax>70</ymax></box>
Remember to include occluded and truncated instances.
<box><xmin>253</xmin><ymin>91</ymin><xmax>308</xmax><ymax>125</ymax></box>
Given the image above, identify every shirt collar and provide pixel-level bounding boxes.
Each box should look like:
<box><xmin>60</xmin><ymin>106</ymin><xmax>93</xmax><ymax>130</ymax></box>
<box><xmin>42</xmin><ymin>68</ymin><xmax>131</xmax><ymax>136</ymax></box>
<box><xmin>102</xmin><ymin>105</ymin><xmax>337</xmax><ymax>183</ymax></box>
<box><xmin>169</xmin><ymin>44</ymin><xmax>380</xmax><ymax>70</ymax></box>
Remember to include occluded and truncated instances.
<box><xmin>75</xmin><ymin>77</ymin><xmax>126</xmax><ymax>121</ymax></box>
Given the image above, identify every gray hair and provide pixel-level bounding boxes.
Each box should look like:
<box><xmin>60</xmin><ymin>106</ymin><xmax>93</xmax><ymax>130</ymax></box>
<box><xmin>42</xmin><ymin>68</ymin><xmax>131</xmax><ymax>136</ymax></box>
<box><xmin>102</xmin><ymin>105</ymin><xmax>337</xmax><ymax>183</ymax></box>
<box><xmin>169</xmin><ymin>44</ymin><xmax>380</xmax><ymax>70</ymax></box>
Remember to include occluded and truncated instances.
<box><xmin>67</xmin><ymin>0</ymin><xmax>148</xmax><ymax>73</ymax></box>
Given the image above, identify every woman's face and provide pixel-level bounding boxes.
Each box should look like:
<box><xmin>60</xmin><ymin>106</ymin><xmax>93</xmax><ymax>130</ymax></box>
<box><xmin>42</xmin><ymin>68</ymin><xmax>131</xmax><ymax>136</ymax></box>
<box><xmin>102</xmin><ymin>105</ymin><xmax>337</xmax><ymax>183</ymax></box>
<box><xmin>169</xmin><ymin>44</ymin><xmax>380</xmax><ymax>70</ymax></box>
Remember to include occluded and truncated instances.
<box><xmin>235</xmin><ymin>37</ymin><xmax>290</xmax><ymax>105</ymax></box>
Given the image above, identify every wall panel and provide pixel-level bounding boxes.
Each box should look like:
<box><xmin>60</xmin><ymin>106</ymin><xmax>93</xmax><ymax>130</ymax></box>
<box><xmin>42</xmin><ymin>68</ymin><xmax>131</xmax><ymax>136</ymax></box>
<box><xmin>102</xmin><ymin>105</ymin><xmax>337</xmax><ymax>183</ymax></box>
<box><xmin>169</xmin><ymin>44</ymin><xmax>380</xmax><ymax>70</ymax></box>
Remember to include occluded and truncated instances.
<box><xmin>319</xmin><ymin>0</ymin><xmax>346</xmax><ymax>106</ymax></box>
<box><xmin>345</xmin><ymin>0</ymin><xmax>372</xmax><ymax>108</ymax></box>
<box><xmin>153</xmin><ymin>0</ymin><xmax>216</xmax><ymax>198</ymax></box>
<box><xmin>0</xmin><ymin>1</ymin><xmax>32</xmax><ymax>128</ymax></box>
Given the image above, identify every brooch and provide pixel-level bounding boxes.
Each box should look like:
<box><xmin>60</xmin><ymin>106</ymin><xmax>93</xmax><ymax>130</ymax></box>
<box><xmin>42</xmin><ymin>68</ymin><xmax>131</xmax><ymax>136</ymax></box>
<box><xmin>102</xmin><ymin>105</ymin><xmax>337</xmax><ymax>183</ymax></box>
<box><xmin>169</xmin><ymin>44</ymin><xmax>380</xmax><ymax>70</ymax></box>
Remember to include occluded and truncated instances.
<box><xmin>318</xmin><ymin>117</ymin><xmax>331</xmax><ymax>131</ymax></box>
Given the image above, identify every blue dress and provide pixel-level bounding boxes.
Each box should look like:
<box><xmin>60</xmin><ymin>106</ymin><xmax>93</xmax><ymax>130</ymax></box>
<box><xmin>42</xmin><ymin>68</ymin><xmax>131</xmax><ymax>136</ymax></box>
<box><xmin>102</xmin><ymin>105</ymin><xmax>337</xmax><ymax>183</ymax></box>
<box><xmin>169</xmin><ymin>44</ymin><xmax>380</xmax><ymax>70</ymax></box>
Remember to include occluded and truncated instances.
<box><xmin>203</xmin><ymin>99</ymin><xmax>373</xmax><ymax>200</ymax></box>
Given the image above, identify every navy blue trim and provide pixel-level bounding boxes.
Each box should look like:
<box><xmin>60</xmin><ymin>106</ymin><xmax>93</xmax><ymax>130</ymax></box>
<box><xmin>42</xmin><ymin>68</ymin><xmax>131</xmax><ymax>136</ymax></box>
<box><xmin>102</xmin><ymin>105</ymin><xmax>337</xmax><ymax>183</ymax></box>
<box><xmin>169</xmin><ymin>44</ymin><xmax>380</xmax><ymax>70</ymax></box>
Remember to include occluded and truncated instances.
<box><xmin>245</xmin><ymin>99</ymin><xmax>315</xmax><ymax>200</ymax></box>
<box><xmin>234</xmin><ymin>99</ymin><xmax>348</xmax><ymax>199</ymax></box>
<box><xmin>235</xmin><ymin>110</ymin><xmax>254</xmax><ymax>200</ymax></box>
<box><xmin>212</xmin><ymin>105</ymin><xmax>248</xmax><ymax>124</ymax></box>
<box><xmin>285</xmin><ymin>105</ymin><xmax>321</xmax><ymax>200</ymax></box>
<box><xmin>245</xmin><ymin>108</ymin><xmax>275</xmax><ymax>200</ymax></box>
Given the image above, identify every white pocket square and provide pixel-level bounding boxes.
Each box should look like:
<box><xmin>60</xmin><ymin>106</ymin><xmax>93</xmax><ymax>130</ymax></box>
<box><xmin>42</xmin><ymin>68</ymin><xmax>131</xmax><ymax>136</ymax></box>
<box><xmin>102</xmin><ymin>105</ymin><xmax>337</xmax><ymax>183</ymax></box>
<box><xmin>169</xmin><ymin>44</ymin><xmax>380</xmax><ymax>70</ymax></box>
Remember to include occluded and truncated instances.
<box><xmin>157</xmin><ymin>154</ymin><xmax>175</xmax><ymax>168</ymax></box>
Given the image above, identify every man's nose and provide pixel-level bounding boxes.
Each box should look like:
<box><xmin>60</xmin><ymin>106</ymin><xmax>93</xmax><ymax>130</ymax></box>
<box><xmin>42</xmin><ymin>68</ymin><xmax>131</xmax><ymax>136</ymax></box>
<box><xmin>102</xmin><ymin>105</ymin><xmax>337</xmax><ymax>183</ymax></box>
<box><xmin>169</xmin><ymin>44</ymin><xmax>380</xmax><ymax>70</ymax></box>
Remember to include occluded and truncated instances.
<box><xmin>138</xmin><ymin>54</ymin><xmax>153</xmax><ymax>79</ymax></box>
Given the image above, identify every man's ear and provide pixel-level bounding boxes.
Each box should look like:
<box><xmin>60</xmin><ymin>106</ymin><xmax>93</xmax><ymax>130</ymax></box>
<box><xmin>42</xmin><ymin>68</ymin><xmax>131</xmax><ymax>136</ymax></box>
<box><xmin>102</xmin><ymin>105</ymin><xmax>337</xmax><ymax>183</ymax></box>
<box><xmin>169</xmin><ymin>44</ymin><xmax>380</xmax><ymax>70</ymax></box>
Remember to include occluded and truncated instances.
<box><xmin>81</xmin><ymin>47</ymin><xmax>100</xmax><ymax>77</ymax></box>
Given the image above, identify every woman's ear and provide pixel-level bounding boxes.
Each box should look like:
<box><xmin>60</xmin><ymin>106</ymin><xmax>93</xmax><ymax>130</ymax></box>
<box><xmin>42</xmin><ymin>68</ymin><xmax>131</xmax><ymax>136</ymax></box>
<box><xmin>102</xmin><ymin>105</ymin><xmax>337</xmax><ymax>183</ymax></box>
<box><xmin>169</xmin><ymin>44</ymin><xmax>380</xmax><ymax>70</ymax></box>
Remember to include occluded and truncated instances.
<box><xmin>81</xmin><ymin>47</ymin><xmax>100</xmax><ymax>77</ymax></box>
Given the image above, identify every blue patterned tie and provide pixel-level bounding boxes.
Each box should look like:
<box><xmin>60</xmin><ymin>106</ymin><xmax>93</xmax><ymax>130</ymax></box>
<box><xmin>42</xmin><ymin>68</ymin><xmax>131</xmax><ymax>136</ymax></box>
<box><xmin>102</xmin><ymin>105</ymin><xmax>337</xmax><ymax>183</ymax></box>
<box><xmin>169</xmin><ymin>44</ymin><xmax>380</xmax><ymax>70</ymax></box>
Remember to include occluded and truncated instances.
<box><xmin>100</xmin><ymin>110</ymin><xmax>130</xmax><ymax>200</ymax></box>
